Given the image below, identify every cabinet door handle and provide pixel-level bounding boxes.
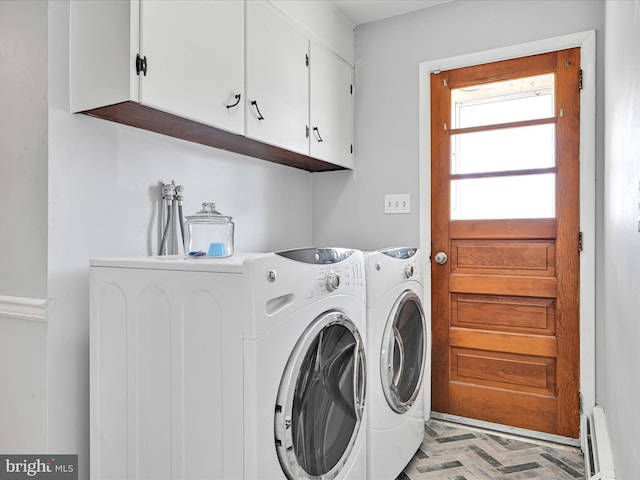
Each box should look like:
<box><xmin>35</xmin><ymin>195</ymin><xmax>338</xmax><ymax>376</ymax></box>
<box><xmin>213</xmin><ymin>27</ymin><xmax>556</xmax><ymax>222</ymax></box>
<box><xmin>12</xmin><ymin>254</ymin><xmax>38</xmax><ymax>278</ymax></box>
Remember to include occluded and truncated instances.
<box><xmin>136</xmin><ymin>54</ymin><xmax>147</xmax><ymax>76</ymax></box>
<box><xmin>250</xmin><ymin>100</ymin><xmax>265</xmax><ymax>120</ymax></box>
<box><xmin>226</xmin><ymin>93</ymin><xmax>241</xmax><ymax>109</ymax></box>
<box><xmin>312</xmin><ymin>126</ymin><xmax>324</xmax><ymax>142</ymax></box>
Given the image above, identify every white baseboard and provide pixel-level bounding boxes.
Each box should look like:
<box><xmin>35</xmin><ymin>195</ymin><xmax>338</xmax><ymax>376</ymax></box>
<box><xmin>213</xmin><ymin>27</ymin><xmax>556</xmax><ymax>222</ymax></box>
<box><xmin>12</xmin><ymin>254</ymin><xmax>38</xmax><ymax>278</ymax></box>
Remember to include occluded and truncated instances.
<box><xmin>585</xmin><ymin>406</ymin><xmax>616</xmax><ymax>480</ymax></box>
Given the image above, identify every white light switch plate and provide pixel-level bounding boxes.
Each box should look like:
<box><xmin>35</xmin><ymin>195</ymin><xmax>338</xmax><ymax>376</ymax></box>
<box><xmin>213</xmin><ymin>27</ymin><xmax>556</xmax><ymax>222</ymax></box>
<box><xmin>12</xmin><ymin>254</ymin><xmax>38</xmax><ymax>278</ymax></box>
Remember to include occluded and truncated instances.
<box><xmin>385</xmin><ymin>194</ymin><xmax>410</xmax><ymax>214</ymax></box>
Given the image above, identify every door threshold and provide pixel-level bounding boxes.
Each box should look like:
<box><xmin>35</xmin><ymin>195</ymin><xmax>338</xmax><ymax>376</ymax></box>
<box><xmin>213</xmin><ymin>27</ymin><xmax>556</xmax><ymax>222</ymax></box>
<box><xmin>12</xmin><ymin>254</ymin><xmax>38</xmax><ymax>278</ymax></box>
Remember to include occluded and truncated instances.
<box><xmin>429</xmin><ymin>412</ymin><xmax>581</xmax><ymax>450</ymax></box>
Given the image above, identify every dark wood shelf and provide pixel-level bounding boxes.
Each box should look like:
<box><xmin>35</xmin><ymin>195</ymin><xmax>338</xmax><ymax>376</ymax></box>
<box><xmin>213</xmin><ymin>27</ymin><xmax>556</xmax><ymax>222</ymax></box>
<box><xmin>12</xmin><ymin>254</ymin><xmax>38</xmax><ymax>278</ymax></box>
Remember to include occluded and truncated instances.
<box><xmin>81</xmin><ymin>101</ymin><xmax>347</xmax><ymax>173</ymax></box>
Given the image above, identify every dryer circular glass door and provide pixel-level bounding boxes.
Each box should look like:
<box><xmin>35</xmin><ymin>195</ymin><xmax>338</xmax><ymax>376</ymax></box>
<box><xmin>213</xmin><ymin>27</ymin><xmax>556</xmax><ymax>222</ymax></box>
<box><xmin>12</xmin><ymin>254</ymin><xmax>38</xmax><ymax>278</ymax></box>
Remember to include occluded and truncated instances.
<box><xmin>380</xmin><ymin>290</ymin><xmax>426</xmax><ymax>413</ymax></box>
<box><xmin>275</xmin><ymin>311</ymin><xmax>366</xmax><ymax>480</ymax></box>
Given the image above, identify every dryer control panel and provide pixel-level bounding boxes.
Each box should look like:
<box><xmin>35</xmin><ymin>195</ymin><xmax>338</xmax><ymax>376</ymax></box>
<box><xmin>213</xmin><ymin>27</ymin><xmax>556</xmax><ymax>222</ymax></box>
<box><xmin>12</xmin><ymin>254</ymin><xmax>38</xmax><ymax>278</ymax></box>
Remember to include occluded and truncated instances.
<box><xmin>365</xmin><ymin>248</ymin><xmax>424</xmax><ymax>305</ymax></box>
<box><xmin>375</xmin><ymin>254</ymin><xmax>421</xmax><ymax>282</ymax></box>
<box><xmin>379</xmin><ymin>247</ymin><xmax>421</xmax><ymax>281</ymax></box>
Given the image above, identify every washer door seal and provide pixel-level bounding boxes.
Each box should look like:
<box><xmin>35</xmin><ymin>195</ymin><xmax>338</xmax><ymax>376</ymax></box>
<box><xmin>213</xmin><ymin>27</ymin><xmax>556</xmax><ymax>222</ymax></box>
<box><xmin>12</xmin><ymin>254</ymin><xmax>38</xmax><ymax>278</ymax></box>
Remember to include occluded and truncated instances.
<box><xmin>274</xmin><ymin>311</ymin><xmax>366</xmax><ymax>480</ymax></box>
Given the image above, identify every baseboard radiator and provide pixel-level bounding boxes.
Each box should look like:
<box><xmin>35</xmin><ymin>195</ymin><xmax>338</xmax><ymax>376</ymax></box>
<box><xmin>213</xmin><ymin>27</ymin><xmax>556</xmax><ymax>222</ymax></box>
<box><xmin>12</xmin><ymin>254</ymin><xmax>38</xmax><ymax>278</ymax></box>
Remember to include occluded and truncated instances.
<box><xmin>585</xmin><ymin>406</ymin><xmax>616</xmax><ymax>480</ymax></box>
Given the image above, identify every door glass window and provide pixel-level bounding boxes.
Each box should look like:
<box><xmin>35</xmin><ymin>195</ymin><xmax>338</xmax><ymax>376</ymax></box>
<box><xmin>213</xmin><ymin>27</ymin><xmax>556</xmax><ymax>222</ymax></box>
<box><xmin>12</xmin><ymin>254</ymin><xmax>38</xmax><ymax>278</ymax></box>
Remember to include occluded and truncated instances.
<box><xmin>451</xmin><ymin>74</ymin><xmax>554</xmax><ymax>129</ymax></box>
<box><xmin>449</xmin><ymin>73</ymin><xmax>556</xmax><ymax>220</ymax></box>
<box><xmin>451</xmin><ymin>174</ymin><xmax>555</xmax><ymax>220</ymax></box>
<box><xmin>382</xmin><ymin>292</ymin><xmax>425</xmax><ymax>412</ymax></box>
<box><xmin>451</xmin><ymin>124</ymin><xmax>555</xmax><ymax>175</ymax></box>
<box><xmin>292</xmin><ymin>324</ymin><xmax>359</xmax><ymax>477</ymax></box>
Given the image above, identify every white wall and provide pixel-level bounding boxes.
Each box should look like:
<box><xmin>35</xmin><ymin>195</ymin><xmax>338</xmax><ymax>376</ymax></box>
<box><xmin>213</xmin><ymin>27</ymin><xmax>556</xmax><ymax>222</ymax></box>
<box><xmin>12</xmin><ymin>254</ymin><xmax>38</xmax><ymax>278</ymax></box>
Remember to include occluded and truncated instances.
<box><xmin>0</xmin><ymin>311</ymin><xmax>47</xmax><ymax>452</ymax></box>
<box><xmin>46</xmin><ymin>1</ymin><xmax>313</xmax><ymax>477</ymax></box>
<box><xmin>270</xmin><ymin>0</ymin><xmax>354</xmax><ymax>64</ymax></box>
<box><xmin>0</xmin><ymin>1</ymin><xmax>48</xmax><ymax>298</ymax></box>
<box><xmin>603</xmin><ymin>1</ymin><xmax>640</xmax><ymax>477</ymax></box>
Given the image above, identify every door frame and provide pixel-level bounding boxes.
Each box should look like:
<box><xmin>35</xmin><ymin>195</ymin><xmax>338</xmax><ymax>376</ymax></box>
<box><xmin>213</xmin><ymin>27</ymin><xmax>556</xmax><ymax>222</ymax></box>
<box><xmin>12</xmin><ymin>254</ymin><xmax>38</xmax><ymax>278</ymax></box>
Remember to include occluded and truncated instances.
<box><xmin>418</xmin><ymin>30</ymin><xmax>596</xmax><ymax>446</ymax></box>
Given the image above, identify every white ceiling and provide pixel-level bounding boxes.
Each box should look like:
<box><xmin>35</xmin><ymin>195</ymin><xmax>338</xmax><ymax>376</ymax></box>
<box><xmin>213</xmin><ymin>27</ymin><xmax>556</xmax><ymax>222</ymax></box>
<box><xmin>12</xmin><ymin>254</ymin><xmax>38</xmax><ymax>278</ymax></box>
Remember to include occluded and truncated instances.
<box><xmin>331</xmin><ymin>0</ymin><xmax>452</xmax><ymax>26</ymax></box>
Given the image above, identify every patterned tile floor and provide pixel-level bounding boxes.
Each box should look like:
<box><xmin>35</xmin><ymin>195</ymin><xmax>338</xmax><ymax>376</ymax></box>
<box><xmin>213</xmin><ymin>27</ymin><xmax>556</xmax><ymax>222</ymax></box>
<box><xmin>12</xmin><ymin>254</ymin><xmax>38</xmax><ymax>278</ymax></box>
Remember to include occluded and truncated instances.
<box><xmin>398</xmin><ymin>420</ymin><xmax>586</xmax><ymax>480</ymax></box>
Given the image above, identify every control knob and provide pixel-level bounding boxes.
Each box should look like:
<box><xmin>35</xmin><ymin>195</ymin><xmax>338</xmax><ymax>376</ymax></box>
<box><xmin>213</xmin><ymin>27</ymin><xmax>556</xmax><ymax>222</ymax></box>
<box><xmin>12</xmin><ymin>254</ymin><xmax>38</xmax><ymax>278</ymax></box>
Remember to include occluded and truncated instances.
<box><xmin>404</xmin><ymin>264</ymin><xmax>415</xmax><ymax>279</ymax></box>
<box><xmin>325</xmin><ymin>271</ymin><xmax>340</xmax><ymax>292</ymax></box>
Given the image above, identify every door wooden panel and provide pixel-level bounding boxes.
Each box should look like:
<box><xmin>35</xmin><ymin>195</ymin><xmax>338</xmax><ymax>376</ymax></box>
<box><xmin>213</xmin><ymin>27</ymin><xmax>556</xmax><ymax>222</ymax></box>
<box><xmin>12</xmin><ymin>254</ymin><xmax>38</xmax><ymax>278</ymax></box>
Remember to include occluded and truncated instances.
<box><xmin>452</xmin><ymin>295</ymin><xmax>556</xmax><ymax>333</ymax></box>
<box><xmin>448</xmin><ymin>383</ymin><xmax>558</xmax><ymax>433</ymax></box>
<box><xmin>449</xmin><ymin>275</ymin><xmax>557</xmax><ymax>298</ymax></box>
<box><xmin>430</xmin><ymin>48</ymin><xmax>581</xmax><ymax>438</ymax></box>
<box><xmin>452</xmin><ymin>239</ymin><xmax>555</xmax><ymax>274</ymax></box>
<box><xmin>452</xmin><ymin>348</ymin><xmax>556</xmax><ymax>393</ymax></box>
<box><xmin>449</xmin><ymin>329</ymin><xmax>557</xmax><ymax>357</ymax></box>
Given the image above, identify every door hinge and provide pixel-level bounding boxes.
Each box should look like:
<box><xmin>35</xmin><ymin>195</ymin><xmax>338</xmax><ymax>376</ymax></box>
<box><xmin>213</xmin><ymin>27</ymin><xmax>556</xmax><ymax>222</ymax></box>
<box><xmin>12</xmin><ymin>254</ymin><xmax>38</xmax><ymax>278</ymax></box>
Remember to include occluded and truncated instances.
<box><xmin>579</xmin><ymin>391</ymin><xmax>583</xmax><ymax>415</ymax></box>
<box><xmin>350</xmin><ymin>84</ymin><xmax>353</xmax><ymax>95</ymax></box>
<box><xmin>305</xmin><ymin>125</ymin><xmax>310</xmax><ymax>138</ymax></box>
<box><xmin>305</xmin><ymin>53</ymin><xmax>309</xmax><ymax>67</ymax></box>
<box><xmin>350</xmin><ymin>143</ymin><xmax>353</xmax><ymax>154</ymax></box>
<box><xmin>443</xmin><ymin>78</ymin><xmax>448</xmax><ymax>87</ymax></box>
<box><xmin>578</xmin><ymin>231</ymin><xmax>584</xmax><ymax>252</ymax></box>
<box><xmin>136</xmin><ymin>53</ymin><xmax>147</xmax><ymax>76</ymax></box>
<box><xmin>579</xmin><ymin>69</ymin><xmax>583</xmax><ymax>90</ymax></box>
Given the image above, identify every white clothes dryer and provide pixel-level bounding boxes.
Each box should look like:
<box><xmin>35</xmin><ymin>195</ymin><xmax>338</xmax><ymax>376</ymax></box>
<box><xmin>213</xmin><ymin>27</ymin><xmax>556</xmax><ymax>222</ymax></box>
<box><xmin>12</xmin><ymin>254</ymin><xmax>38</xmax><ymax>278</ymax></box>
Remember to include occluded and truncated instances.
<box><xmin>90</xmin><ymin>248</ymin><xmax>367</xmax><ymax>480</ymax></box>
<box><xmin>364</xmin><ymin>247</ymin><xmax>428</xmax><ymax>480</ymax></box>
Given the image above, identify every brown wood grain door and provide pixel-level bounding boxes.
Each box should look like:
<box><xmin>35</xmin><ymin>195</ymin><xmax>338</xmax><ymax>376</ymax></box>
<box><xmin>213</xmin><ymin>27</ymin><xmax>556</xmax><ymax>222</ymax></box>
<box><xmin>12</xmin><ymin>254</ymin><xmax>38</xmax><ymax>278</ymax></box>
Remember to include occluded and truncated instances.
<box><xmin>430</xmin><ymin>49</ymin><xmax>581</xmax><ymax>438</ymax></box>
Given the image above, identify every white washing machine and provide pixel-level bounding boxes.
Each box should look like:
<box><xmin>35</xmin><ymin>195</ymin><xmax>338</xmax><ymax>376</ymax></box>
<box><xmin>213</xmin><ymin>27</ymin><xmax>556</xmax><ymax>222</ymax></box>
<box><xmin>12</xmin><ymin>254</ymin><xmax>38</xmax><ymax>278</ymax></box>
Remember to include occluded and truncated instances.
<box><xmin>364</xmin><ymin>247</ymin><xmax>428</xmax><ymax>480</ymax></box>
<box><xmin>90</xmin><ymin>248</ymin><xmax>367</xmax><ymax>480</ymax></box>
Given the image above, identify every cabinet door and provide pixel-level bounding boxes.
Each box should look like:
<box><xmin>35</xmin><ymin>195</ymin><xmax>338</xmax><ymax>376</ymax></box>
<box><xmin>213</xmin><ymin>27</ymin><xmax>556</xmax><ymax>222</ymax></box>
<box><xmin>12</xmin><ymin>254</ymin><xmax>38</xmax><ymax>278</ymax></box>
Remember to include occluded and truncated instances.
<box><xmin>309</xmin><ymin>42</ymin><xmax>354</xmax><ymax>169</ymax></box>
<box><xmin>139</xmin><ymin>0</ymin><xmax>244</xmax><ymax>134</ymax></box>
<box><xmin>69</xmin><ymin>0</ymin><xmax>139</xmax><ymax>113</ymax></box>
<box><xmin>245</xmin><ymin>1</ymin><xmax>309</xmax><ymax>155</ymax></box>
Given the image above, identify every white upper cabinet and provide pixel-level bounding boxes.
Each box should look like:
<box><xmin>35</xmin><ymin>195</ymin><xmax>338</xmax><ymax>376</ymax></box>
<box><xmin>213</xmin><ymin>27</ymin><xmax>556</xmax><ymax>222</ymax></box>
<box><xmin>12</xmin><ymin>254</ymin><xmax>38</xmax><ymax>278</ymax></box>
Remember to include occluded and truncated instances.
<box><xmin>70</xmin><ymin>0</ymin><xmax>244</xmax><ymax>135</ymax></box>
<box><xmin>309</xmin><ymin>41</ymin><xmax>354</xmax><ymax>169</ymax></box>
<box><xmin>69</xmin><ymin>0</ymin><xmax>355</xmax><ymax>171</ymax></box>
<box><xmin>139</xmin><ymin>1</ymin><xmax>244</xmax><ymax>134</ymax></box>
<box><xmin>245</xmin><ymin>1</ymin><xmax>309</xmax><ymax>155</ymax></box>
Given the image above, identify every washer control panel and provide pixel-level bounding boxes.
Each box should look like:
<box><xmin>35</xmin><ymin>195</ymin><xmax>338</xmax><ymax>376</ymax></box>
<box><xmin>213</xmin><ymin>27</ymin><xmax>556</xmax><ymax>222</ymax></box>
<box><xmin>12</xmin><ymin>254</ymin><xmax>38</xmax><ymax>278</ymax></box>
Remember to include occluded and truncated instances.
<box><xmin>276</xmin><ymin>247</ymin><xmax>355</xmax><ymax>264</ymax></box>
<box><xmin>316</xmin><ymin>254</ymin><xmax>364</xmax><ymax>295</ymax></box>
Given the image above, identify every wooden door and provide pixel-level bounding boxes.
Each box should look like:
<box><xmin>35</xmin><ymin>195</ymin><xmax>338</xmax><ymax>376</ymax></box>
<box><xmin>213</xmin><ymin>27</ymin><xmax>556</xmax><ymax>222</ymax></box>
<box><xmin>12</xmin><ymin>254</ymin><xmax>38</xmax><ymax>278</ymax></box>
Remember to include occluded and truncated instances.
<box><xmin>430</xmin><ymin>49</ymin><xmax>581</xmax><ymax>438</ymax></box>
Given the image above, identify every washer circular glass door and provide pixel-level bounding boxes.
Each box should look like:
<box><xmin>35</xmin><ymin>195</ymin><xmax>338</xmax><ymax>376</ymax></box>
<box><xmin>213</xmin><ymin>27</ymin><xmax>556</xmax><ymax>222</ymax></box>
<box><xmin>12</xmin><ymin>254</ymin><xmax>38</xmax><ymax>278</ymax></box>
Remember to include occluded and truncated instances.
<box><xmin>275</xmin><ymin>311</ymin><xmax>366</xmax><ymax>480</ymax></box>
<box><xmin>380</xmin><ymin>290</ymin><xmax>426</xmax><ymax>413</ymax></box>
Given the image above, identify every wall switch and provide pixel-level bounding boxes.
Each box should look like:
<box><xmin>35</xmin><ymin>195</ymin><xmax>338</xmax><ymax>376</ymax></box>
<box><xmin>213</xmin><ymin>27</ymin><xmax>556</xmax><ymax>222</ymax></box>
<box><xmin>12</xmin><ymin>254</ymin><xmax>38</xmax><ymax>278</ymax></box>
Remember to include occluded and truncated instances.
<box><xmin>384</xmin><ymin>194</ymin><xmax>411</xmax><ymax>214</ymax></box>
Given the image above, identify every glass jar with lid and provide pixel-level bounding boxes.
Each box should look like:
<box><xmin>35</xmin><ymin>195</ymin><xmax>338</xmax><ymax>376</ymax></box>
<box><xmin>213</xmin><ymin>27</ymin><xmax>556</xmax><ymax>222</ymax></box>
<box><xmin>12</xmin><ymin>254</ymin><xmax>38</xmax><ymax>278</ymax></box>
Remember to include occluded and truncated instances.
<box><xmin>184</xmin><ymin>202</ymin><xmax>234</xmax><ymax>258</ymax></box>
